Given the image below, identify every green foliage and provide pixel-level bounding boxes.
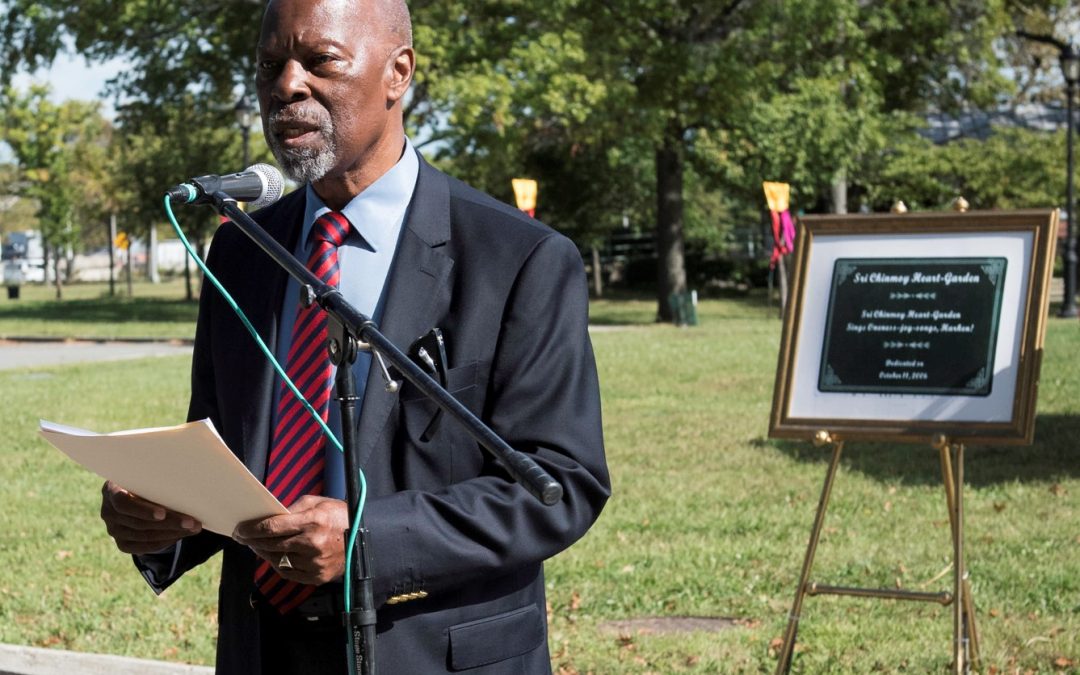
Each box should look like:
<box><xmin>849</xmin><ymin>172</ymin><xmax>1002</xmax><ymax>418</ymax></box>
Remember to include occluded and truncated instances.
<box><xmin>0</xmin><ymin>0</ymin><xmax>261</xmax><ymax>115</ymax></box>
<box><xmin>0</xmin><ymin>85</ymin><xmax>111</xmax><ymax>295</ymax></box>
<box><xmin>862</xmin><ymin>126</ymin><xmax>1067</xmax><ymax>211</ymax></box>
<box><xmin>1</xmin><ymin>0</ymin><xmax>1076</xmax><ymax>304</ymax></box>
<box><xmin>114</xmin><ymin>95</ymin><xmax>273</xmax><ymax>258</ymax></box>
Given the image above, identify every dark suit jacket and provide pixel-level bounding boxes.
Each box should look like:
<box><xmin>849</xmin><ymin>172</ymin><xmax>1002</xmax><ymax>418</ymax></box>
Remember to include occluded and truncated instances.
<box><xmin>137</xmin><ymin>155</ymin><xmax>610</xmax><ymax>674</ymax></box>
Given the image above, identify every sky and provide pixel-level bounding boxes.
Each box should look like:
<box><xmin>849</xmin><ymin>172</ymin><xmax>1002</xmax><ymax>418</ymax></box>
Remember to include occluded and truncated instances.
<box><xmin>2</xmin><ymin>52</ymin><xmax>124</xmax><ymax>164</ymax></box>
<box><xmin>11</xmin><ymin>51</ymin><xmax>124</xmax><ymax>118</ymax></box>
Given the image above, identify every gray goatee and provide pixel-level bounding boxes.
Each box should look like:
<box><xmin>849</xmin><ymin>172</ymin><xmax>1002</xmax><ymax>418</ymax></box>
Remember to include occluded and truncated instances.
<box><xmin>267</xmin><ymin>111</ymin><xmax>337</xmax><ymax>184</ymax></box>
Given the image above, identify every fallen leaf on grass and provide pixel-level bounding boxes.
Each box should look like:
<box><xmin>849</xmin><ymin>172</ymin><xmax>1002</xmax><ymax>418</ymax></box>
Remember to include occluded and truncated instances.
<box><xmin>1054</xmin><ymin>656</ymin><xmax>1076</xmax><ymax>669</ymax></box>
<box><xmin>55</xmin><ymin>550</ymin><xmax>72</xmax><ymax>560</ymax></box>
<box><xmin>569</xmin><ymin>591</ymin><xmax>582</xmax><ymax>612</ymax></box>
<box><xmin>989</xmin><ymin>608</ymin><xmax>1000</xmax><ymax>618</ymax></box>
<box><xmin>768</xmin><ymin>637</ymin><xmax>784</xmax><ymax>657</ymax></box>
<box><xmin>1049</xmin><ymin>483</ymin><xmax>1066</xmax><ymax>497</ymax></box>
<box><xmin>36</xmin><ymin>634</ymin><xmax>63</xmax><ymax>648</ymax></box>
<box><xmin>993</xmin><ymin>502</ymin><xmax>1007</xmax><ymax>512</ymax></box>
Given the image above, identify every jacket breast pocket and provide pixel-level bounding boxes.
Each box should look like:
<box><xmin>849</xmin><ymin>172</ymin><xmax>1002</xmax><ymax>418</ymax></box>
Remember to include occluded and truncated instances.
<box><xmin>400</xmin><ymin>360</ymin><xmax>480</xmax><ymax>444</ymax></box>
<box><xmin>448</xmin><ymin>604</ymin><xmax>545</xmax><ymax>671</ymax></box>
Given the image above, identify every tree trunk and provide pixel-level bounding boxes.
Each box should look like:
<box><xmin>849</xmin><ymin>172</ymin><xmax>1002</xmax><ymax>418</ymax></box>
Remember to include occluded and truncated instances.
<box><xmin>52</xmin><ymin>245</ymin><xmax>63</xmax><ymax>299</ymax></box>
<box><xmin>108</xmin><ymin>213</ymin><xmax>117</xmax><ymax>297</ymax></box>
<box><xmin>591</xmin><ymin>245</ymin><xmax>603</xmax><ymax>298</ymax></box>
<box><xmin>148</xmin><ymin>224</ymin><xmax>160</xmax><ymax>283</ymax></box>
<box><xmin>655</xmin><ymin>130</ymin><xmax>687</xmax><ymax>322</ymax></box>
<box><xmin>42</xmin><ymin>241</ymin><xmax>51</xmax><ymax>286</ymax></box>
<box><xmin>831</xmin><ymin>169</ymin><xmax>848</xmax><ymax>214</ymax></box>
<box><xmin>184</xmin><ymin>251</ymin><xmax>193</xmax><ymax>301</ymax></box>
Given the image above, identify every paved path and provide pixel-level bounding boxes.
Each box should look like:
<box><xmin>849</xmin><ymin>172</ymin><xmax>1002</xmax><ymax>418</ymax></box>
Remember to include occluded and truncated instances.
<box><xmin>0</xmin><ymin>339</ymin><xmax>192</xmax><ymax>371</ymax></box>
<box><xmin>0</xmin><ymin>644</ymin><xmax>211</xmax><ymax>675</ymax></box>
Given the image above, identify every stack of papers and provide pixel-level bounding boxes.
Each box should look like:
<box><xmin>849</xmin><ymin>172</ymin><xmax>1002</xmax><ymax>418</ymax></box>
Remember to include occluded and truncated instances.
<box><xmin>40</xmin><ymin>418</ymin><xmax>287</xmax><ymax>535</ymax></box>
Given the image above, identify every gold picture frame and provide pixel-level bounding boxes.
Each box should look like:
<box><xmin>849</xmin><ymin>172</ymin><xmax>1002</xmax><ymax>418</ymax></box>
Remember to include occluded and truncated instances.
<box><xmin>769</xmin><ymin>209</ymin><xmax>1058</xmax><ymax>445</ymax></box>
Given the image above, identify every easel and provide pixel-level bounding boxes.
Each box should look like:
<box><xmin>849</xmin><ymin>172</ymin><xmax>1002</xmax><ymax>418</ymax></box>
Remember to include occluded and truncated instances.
<box><xmin>774</xmin><ymin>431</ymin><xmax>979</xmax><ymax>674</ymax></box>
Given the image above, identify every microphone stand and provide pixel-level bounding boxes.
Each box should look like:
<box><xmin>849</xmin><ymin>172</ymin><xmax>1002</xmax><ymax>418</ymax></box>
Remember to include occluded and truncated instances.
<box><xmin>203</xmin><ymin>192</ymin><xmax>564</xmax><ymax>675</ymax></box>
<box><xmin>328</xmin><ymin>328</ymin><xmax>376</xmax><ymax>674</ymax></box>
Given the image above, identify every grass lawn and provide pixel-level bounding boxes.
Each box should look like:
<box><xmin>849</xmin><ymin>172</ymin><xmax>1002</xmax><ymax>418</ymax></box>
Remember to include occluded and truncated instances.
<box><xmin>0</xmin><ymin>287</ymin><xmax>1076</xmax><ymax>673</ymax></box>
<box><xmin>0</xmin><ymin>279</ymin><xmax>198</xmax><ymax>340</ymax></box>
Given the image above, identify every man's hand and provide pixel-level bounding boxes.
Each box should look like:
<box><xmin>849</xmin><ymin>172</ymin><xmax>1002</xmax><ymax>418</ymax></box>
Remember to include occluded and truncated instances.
<box><xmin>232</xmin><ymin>496</ymin><xmax>348</xmax><ymax>586</ymax></box>
<box><xmin>100</xmin><ymin>481</ymin><xmax>202</xmax><ymax>554</ymax></box>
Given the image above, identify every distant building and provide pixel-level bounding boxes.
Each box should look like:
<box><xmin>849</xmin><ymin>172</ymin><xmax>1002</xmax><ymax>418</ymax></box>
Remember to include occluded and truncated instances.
<box><xmin>922</xmin><ymin>102</ymin><xmax>1066</xmax><ymax>144</ymax></box>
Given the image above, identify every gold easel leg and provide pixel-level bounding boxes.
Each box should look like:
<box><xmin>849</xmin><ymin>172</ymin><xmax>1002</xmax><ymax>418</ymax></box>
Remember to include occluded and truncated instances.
<box><xmin>939</xmin><ymin>441</ymin><xmax>978</xmax><ymax>673</ymax></box>
<box><xmin>775</xmin><ymin>436</ymin><xmax>844</xmax><ymax>675</ymax></box>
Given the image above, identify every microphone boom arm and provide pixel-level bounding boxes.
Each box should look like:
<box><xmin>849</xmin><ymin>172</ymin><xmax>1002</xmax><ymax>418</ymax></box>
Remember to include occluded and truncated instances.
<box><xmin>210</xmin><ymin>192</ymin><xmax>564</xmax><ymax>506</ymax></box>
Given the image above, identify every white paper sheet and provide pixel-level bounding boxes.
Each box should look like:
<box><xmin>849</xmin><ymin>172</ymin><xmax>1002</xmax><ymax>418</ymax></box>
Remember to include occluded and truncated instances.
<box><xmin>40</xmin><ymin>418</ymin><xmax>287</xmax><ymax>535</ymax></box>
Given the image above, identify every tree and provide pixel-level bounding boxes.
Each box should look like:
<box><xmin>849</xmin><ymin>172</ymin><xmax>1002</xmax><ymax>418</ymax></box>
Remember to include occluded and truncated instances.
<box><xmin>0</xmin><ymin>164</ymin><xmax>41</xmax><ymax>236</ymax></box>
<box><xmin>0</xmin><ymin>84</ymin><xmax>110</xmax><ymax>297</ymax></box>
<box><xmin>0</xmin><ymin>1</ymin><xmax>260</xmax><ymax>115</ymax></box>
<box><xmin>861</xmin><ymin>126</ymin><xmax>1067</xmax><ymax>212</ymax></box>
<box><xmin>2</xmin><ymin>0</ymin><xmax>1066</xmax><ymax>316</ymax></box>
<box><xmin>410</xmin><ymin>0</ymin><xmax>1033</xmax><ymax>319</ymax></box>
<box><xmin>114</xmin><ymin>96</ymin><xmax>272</xmax><ymax>300</ymax></box>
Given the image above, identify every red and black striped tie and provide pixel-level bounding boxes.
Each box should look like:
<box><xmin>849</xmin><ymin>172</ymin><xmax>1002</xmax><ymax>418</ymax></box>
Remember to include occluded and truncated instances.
<box><xmin>255</xmin><ymin>211</ymin><xmax>350</xmax><ymax>614</ymax></box>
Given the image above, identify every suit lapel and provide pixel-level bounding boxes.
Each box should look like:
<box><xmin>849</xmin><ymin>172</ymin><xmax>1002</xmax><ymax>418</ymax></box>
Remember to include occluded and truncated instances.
<box><xmin>355</xmin><ymin>156</ymin><xmax>453</xmax><ymax>470</ymax></box>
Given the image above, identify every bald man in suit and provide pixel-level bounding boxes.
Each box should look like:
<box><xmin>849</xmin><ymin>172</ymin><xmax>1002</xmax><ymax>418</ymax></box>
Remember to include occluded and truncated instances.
<box><xmin>99</xmin><ymin>1</ymin><xmax>610</xmax><ymax>673</ymax></box>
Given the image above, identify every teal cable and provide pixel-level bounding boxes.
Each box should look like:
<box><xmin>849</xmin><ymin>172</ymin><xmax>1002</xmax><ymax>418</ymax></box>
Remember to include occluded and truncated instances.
<box><xmin>163</xmin><ymin>196</ymin><xmax>366</xmax><ymax>611</ymax></box>
<box><xmin>343</xmin><ymin>470</ymin><xmax>367</xmax><ymax>612</ymax></box>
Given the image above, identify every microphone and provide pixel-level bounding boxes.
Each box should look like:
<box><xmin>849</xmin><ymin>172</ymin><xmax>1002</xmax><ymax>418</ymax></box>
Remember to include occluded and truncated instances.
<box><xmin>166</xmin><ymin>163</ymin><xmax>285</xmax><ymax>209</ymax></box>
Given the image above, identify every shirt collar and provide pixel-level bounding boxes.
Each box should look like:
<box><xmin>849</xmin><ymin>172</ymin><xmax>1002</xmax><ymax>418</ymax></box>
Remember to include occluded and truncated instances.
<box><xmin>301</xmin><ymin>137</ymin><xmax>419</xmax><ymax>252</ymax></box>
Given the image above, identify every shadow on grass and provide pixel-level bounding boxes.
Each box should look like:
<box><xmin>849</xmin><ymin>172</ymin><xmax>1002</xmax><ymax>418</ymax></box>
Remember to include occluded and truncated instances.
<box><xmin>761</xmin><ymin>414</ymin><xmax>1080</xmax><ymax>487</ymax></box>
<box><xmin>0</xmin><ymin>296</ymin><xmax>198</xmax><ymax>324</ymax></box>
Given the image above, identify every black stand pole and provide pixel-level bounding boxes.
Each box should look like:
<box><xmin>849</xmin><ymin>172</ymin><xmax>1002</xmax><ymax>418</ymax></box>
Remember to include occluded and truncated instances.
<box><xmin>328</xmin><ymin>325</ymin><xmax>376</xmax><ymax>675</ymax></box>
<box><xmin>1062</xmin><ymin>75</ymin><xmax>1078</xmax><ymax>317</ymax></box>
<box><xmin>192</xmin><ymin>191</ymin><xmax>565</xmax><ymax>675</ymax></box>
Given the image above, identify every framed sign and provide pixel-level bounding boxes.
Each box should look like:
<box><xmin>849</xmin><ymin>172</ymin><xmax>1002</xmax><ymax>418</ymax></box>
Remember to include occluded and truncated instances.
<box><xmin>769</xmin><ymin>209</ymin><xmax>1057</xmax><ymax>445</ymax></box>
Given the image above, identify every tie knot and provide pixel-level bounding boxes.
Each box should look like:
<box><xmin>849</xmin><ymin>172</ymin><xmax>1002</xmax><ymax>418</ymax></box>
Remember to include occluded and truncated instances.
<box><xmin>312</xmin><ymin>211</ymin><xmax>350</xmax><ymax>248</ymax></box>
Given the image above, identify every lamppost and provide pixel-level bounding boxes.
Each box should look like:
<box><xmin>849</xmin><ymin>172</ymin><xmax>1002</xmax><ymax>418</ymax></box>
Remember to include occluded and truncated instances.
<box><xmin>234</xmin><ymin>93</ymin><xmax>255</xmax><ymax>169</ymax></box>
<box><xmin>1061</xmin><ymin>43</ymin><xmax>1080</xmax><ymax>317</ymax></box>
<box><xmin>1018</xmin><ymin>31</ymin><xmax>1080</xmax><ymax>317</ymax></box>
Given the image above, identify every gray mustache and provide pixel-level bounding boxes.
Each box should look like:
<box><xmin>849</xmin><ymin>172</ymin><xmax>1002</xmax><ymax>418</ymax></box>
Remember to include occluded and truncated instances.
<box><xmin>268</xmin><ymin>109</ymin><xmax>332</xmax><ymax>131</ymax></box>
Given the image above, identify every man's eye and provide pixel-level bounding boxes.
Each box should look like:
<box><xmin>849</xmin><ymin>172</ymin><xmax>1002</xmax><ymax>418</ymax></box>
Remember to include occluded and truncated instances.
<box><xmin>258</xmin><ymin>60</ymin><xmax>280</xmax><ymax>73</ymax></box>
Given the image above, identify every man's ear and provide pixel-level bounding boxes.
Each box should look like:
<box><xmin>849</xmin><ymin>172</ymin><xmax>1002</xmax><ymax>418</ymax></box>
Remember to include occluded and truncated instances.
<box><xmin>386</xmin><ymin>46</ymin><xmax>415</xmax><ymax>103</ymax></box>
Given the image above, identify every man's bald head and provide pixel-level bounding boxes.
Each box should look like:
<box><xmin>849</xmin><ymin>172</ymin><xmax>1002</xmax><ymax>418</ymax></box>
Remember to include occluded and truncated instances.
<box><xmin>263</xmin><ymin>0</ymin><xmax>412</xmax><ymax>50</ymax></box>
